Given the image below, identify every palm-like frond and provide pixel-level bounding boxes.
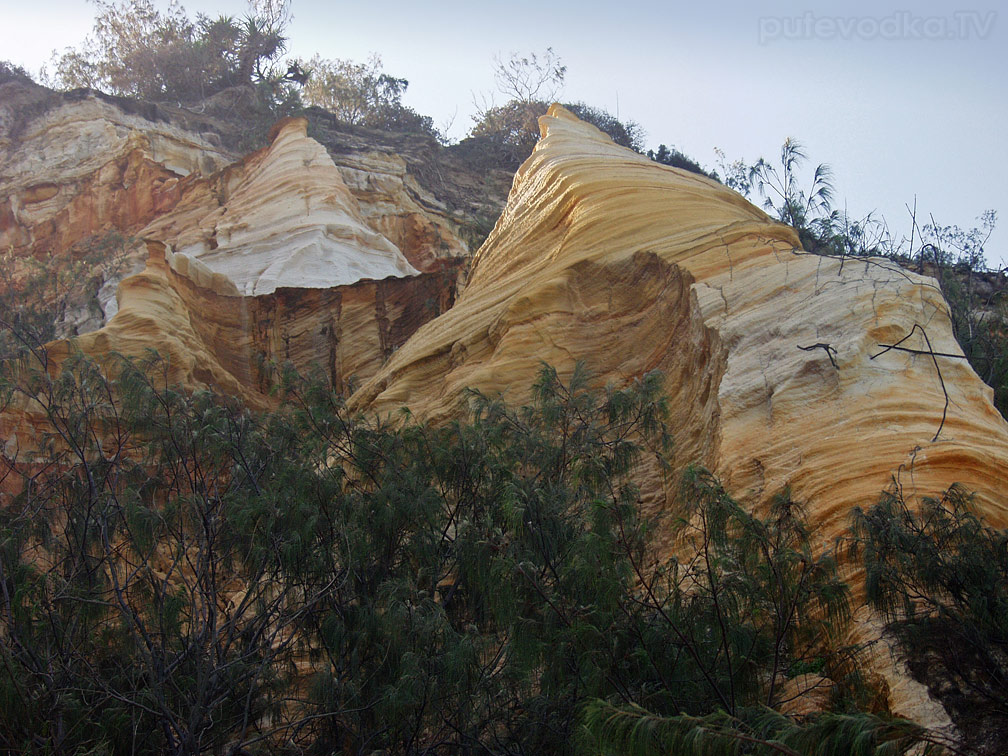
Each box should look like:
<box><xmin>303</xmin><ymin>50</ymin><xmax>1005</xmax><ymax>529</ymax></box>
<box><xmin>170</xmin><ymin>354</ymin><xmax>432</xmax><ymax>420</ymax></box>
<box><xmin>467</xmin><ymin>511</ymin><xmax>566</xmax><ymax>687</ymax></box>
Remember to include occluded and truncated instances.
<box><xmin>747</xmin><ymin>138</ymin><xmax>836</xmax><ymax>232</ymax></box>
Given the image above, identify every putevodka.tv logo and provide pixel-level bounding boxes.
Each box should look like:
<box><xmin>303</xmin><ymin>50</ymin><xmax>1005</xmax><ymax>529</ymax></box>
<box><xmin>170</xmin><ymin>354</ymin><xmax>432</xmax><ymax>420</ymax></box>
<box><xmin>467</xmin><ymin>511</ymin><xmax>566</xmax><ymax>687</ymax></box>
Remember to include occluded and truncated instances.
<box><xmin>758</xmin><ymin>11</ymin><xmax>997</xmax><ymax>44</ymax></box>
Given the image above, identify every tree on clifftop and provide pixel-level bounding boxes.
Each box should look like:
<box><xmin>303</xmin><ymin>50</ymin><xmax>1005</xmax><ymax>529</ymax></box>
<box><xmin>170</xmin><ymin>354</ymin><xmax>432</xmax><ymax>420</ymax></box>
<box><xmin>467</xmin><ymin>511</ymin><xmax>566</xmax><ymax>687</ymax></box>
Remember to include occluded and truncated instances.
<box><xmin>467</xmin><ymin>48</ymin><xmax>566</xmax><ymax>167</ymax></box>
<box><xmin>297</xmin><ymin>53</ymin><xmax>436</xmax><ymax>135</ymax></box>
<box><xmin>47</xmin><ymin>0</ymin><xmax>294</xmax><ymax>103</ymax></box>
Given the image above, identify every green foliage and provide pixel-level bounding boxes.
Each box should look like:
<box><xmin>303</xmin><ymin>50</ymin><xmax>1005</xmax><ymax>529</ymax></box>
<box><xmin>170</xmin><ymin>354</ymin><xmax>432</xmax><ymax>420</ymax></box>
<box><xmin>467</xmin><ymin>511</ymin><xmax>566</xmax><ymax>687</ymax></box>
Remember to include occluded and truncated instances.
<box><xmin>813</xmin><ymin>206</ymin><xmax>1008</xmax><ymax>419</ymax></box>
<box><xmin>646</xmin><ymin>142</ymin><xmax>712</xmax><ymax>178</ymax></box>
<box><xmin>920</xmin><ymin>210</ymin><xmax>996</xmax><ymax>271</ymax></box>
<box><xmin>466</xmin><ymin>98</ymin><xmax>549</xmax><ymax>169</ymax></box>
<box><xmin>300</xmin><ymin>54</ymin><xmax>406</xmax><ymax>123</ymax></box>
<box><xmin>576</xmin><ymin>472</ymin><xmax>937</xmax><ymax>756</ymax></box>
<box><xmin>609</xmin><ymin>469</ymin><xmax>871</xmax><ymax>722</ymax></box>
<box><xmin>714</xmin><ymin>139</ymin><xmax>889</xmax><ymax>258</ymax></box>
<box><xmin>922</xmin><ymin>213</ymin><xmax>1008</xmax><ymax>413</ymax></box>
<box><xmin>466</xmin><ymin>48</ymin><xmax>566</xmax><ymax>169</ymax></box>
<box><xmin>804</xmin><ymin>209</ymin><xmax>894</xmax><ymax>258</ymax></box>
<box><xmin>47</xmin><ymin>0</ymin><xmax>295</xmax><ymax>104</ymax></box>
<box><xmin>0</xmin><ymin>60</ymin><xmax>33</xmax><ymax>85</ymax></box>
<box><xmin>850</xmin><ymin>485</ymin><xmax>1008</xmax><ymax>748</ymax></box>
<box><xmin>719</xmin><ymin>136</ymin><xmax>1007</xmax><ymax>419</ymax></box>
<box><xmin>749</xmin><ymin>137</ymin><xmax>835</xmax><ymax>243</ymax></box>
<box><xmin>299</xmin><ymin>53</ymin><xmax>436</xmax><ymax>136</ymax></box>
<box><xmin>0</xmin><ymin>352</ymin><xmax>304</xmax><ymax>754</ymax></box>
<box><xmin>0</xmin><ymin>355</ymin><xmax>674</xmax><ymax>753</ymax></box>
<box><xmin>0</xmin><ymin>349</ymin><xmax>942</xmax><ymax>753</ymax></box>
<box><xmin>581</xmin><ymin>702</ymin><xmax>939</xmax><ymax>756</ymax></box>
<box><xmin>714</xmin><ymin>146</ymin><xmax>753</xmax><ymax>197</ymax></box>
<box><xmin>891</xmin><ymin>210</ymin><xmax>1008</xmax><ymax>417</ymax></box>
<box><xmin>564</xmin><ymin>102</ymin><xmax>645</xmax><ymax>153</ymax></box>
<box><xmin>285</xmin><ymin>362</ymin><xmax>674</xmax><ymax>753</ymax></box>
<box><xmin>468</xmin><ymin>49</ymin><xmax>698</xmax><ymax>176</ymax></box>
<box><xmin>927</xmin><ymin>221</ymin><xmax>1008</xmax><ymax>417</ymax></box>
<box><xmin>466</xmin><ymin>98</ymin><xmax>652</xmax><ymax>171</ymax></box>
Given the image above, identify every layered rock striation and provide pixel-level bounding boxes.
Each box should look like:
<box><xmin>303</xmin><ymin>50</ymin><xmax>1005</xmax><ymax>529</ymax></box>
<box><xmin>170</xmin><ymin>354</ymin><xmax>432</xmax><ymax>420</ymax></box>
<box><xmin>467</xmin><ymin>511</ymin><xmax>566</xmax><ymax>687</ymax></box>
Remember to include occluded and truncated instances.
<box><xmin>351</xmin><ymin>105</ymin><xmax>1008</xmax><ymax>722</ymax></box>
<box><xmin>3</xmin><ymin>87</ymin><xmax>1008</xmax><ymax>727</ymax></box>
<box><xmin>143</xmin><ymin>118</ymin><xmax>421</xmax><ymax>296</ymax></box>
<box><xmin>355</xmin><ymin>105</ymin><xmax>1008</xmax><ymax>531</ymax></box>
<box><xmin>0</xmin><ymin>80</ymin><xmax>474</xmax><ymax>340</ymax></box>
<box><xmin>0</xmin><ymin>85</ymin><xmax>467</xmax><ymax>432</ymax></box>
<box><xmin>0</xmin><ymin>82</ymin><xmax>234</xmax><ymax>259</ymax></box>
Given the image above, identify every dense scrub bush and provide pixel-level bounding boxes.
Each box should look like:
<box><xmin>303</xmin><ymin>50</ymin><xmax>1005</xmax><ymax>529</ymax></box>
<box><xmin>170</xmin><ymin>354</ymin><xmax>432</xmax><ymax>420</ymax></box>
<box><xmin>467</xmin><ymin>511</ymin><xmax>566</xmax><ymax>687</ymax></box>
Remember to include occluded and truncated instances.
<box><xmin>850</xmin><ymin>486</ymin><xmax>1008</xmax><ymax>753</ymax></box>
<box><xmin>0</xmin><ymin>60</ymin><xmax>33</xmax><ymax>85</ymax></box>
<box><xmin>466</xmin><ymin>49</ymin><xmax>672</xmax><ymax>171</ymax></box>
<box><xmin>465</xmin><ymin>97</ymin><xmax>702</xmax><ymax>174</ymax></box>
<box><xmin>466</xmin><ymin>98</ymin><xmax>548</xmax><ymax>169</ymax></box>
<box><xmin>0</xmin><ymin>339</ymin><xmax>948</xmax><ymax>754</ymax></box>
<box><xmin>646</xmin><ymin>142</ymin><xmax>713</xmax><ymax>177</ymax></box>
<box><xmin>564</xmin><ymin>101</ymin><xmax>645</xmax><ymax>152</ymax></box>
<box><xmin>0</xmin><ymin>357</ymin><xmax>671</xmax><ymax>754</ymax></box>
<box><xmin>298</xmin><ymin>53</ymin><xmax>437</xmax><ymax>137</ymax></box>
<box><xmin>907</xmin><ymin>211</ymin><xmax>1008</xmax><ymax>412</ymax></box>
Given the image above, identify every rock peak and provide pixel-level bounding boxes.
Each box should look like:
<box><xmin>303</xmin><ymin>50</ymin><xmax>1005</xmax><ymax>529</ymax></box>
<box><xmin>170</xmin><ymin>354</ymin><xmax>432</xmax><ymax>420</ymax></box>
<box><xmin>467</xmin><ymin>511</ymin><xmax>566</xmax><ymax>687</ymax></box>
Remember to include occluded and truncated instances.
<box><xmin>267</xmin><ymin>115</ymin><xmax>309</xmax><ymax>144</ymax></box>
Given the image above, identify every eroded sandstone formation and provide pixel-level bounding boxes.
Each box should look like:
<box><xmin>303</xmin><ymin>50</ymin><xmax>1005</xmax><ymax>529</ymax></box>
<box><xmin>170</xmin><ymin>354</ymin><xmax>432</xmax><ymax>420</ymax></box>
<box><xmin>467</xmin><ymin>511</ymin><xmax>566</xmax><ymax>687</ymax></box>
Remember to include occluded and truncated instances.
<box><xmin>3</xmin><ymin>83</ymin><xmax>1007</xmax><ymax>729</ymax></box>
<box><xmin>350</xmin><ymin>105</ymin><xmax>1008</xmax><ymax>724</ymax></box>
<box><xmin>355</xmin><ymin>105</ymin><xmax>1008</xmax><ymax>531</ymax></box>
<box><xmin>331</xmin><ymin>144</ymin><xmax>471</xmax><ymax>272</ymax></box>
<box><xmin>354</xmin><ymin>106</ymin><xmax>1005</xmax><ymax>509</ymax></box>
<box><xmin>0</xmin><ymin>80</ymin><xmax>472</xmax><ymax>339</ymax></box>
<box><xmin>0</xmin><ymin>82</ymin><xmax>234</xmax><ymax>259</ymax></box>
<box><xmin>0</xmin><ymin>85</ymin><xmax>467</xmax><ymax>445</ymax></box>
<box><xmin>142</xmin><ymin>118</ymin><xmax>421</xmax><ymax>296</ymax></box>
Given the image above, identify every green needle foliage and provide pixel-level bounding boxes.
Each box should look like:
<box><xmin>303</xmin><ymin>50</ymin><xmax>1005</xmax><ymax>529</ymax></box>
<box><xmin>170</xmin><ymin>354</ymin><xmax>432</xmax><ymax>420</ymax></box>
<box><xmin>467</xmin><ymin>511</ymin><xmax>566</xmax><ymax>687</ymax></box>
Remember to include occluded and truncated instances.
<box><xmin>0</xmin><ymin>348</ymin><xmax>945</xmax><ymax>754</ymax></box>
<box><xmin>287</xmin><ymin>362</ymin><xmax>675</xmax><ymax>754</ymax></box>
<box><xmin>749</xmin><ymin>138</ymin><xmax>835</xmax><ymax>241</ymax></box>
<box><xmin>663</xmin><ymin>471</ymin><xmax>859</xmax><ymax>715</ymax></box>
<box><xmin>0</xmin><ymin>351</ymin><xmax>303</xmax><ymax>755</ymax></box>
<box><xmin>575</xmin><ymin>471</ymin><xmax>921</xmax><ymax>756</ymax></box>
<box><xmin>581</xmin><ymin>701</ymin><xmax>940</xmax><ymax>756</ymax></box>
<box><xmin>851</xmin><ymin>486</ymin><xmax>1008</xmax><ymax>751</ymax></box>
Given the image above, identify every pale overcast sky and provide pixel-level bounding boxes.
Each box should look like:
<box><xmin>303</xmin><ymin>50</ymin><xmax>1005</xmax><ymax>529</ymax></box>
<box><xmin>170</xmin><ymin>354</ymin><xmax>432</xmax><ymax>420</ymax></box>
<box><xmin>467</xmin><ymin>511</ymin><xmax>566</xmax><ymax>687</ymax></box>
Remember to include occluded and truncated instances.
<box><xmin>2</xmin><ymin>0</ymin><xmax>1005</xmax><ymax>264</ymax></box>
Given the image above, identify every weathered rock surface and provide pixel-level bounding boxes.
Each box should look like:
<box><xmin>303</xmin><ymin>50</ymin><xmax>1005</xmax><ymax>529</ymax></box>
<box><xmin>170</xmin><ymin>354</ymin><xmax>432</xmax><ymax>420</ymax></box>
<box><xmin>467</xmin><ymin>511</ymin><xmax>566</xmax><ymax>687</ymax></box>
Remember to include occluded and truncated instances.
<box><xmin>0</xmin><ymin>80</ymin><xmax>476</xmax><ymax>339</ymax></box>
<box><xmin>351</xmin><ymin>105</ymin><xmax>1008</xmax><ymax>722</ymax></box>
<box><xmin>53</xmin><ymin>241</ymin><xmax>459</xmax><ymax>403</ymax></box>
<box><xmin>0</xmin><ymin>84</ymin><xmax>466</xmax><ymax>437</ymax></box>
<box><xmin>306</xmin><ymin>108</ymin><xmax>512</xmax><ymax>260</ymax></box>
<box><xmin>0</xmin><ymin>82</ymin><xmax>234</xmax><ymax>259</ymax></box>
<box><xmin>330</xmin><ymin>146</ymin><xmax>470</xmax><ymax>272</ymax></box>
<box><xmin>356</xmin><ymin>105</ymin><xmax>1008</xmax><ymax>525</ymax></box>
<box><xmin>1</xmin><ymin>237</ymin><xmax>460</xmax><ymax>466</ymax></box>
<box><xmin>143</xmin><ymin>118</ymin><xmax>421</xmax><ymax>296</ymax></box>
<box><xmin>4</xmin><ymin>83</ymin><xmax>1008</xmax><ymax>729</ymax></box>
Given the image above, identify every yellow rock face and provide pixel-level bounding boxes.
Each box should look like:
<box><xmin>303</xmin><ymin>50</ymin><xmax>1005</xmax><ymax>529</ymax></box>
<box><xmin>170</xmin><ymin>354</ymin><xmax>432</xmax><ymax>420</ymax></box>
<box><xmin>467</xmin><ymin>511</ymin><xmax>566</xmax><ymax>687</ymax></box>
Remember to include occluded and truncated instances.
<box><xmin>51</xmin><ymin>242</ymin><xmax>460</xmax><ymax>408</ymax></box>
<box><xmin>352</xmin><ymin>105</ymin><xmax>1008</xmax><ymax>720</ymax></box>
<box><xmin>0</xmin><ymin>83</ymin><xmax>469</xmax><ymax>338</ymax></box>
<box><xmin>357</xmin><ymin>105</ymin><xmax>1008</xmax><ymax>530</ymax></box>
<box><xmin>4</xmin><ymin>93</ymin><xmax>1007</xmax><ymax>725</ymax></box>
<box><xmin>0</xmin><ymin>85</ymin><xmax>233</xmax><ymax>257</ymax></box>
<box><xmin>331</xmin><ymin>147</ymin><xmax>470</xmax><ymax>271</ymax></box>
